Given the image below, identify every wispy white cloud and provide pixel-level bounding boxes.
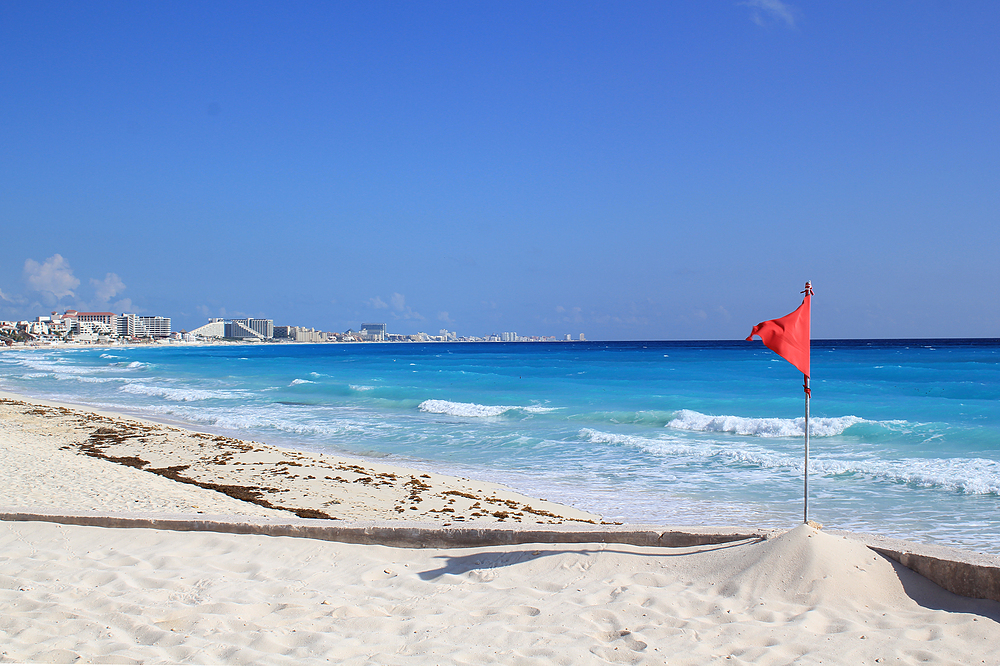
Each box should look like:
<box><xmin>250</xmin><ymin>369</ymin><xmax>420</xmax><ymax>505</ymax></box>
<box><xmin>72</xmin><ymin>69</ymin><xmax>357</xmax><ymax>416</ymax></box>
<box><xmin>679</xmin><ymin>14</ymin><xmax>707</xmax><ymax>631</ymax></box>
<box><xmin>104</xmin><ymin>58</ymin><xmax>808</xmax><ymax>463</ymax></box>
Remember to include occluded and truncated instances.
<box><xmin>24</xmin><ymin>254</ymin><xmax>80</xmax><ymax>302</ymax></box>
<box><xmin>0</xmin><ymin>287</ymin><xmax>11</xmax><ymax>302</ymax></box>
<box><xmin>91</xmin><ymin>272</ymin><xmax>126</xmax><ymax>303</ymax></box>
<box><xmin>437</xmin><ymin>311</ymin><xmax>453</xmax><ymax>324</ymax></box>
<box><xmin>369</xmin><ymin>296</ymin><xmax>388</xmax><ymax>309</ymax></box>
<box><xmin>740</xmin><ymin>0</ymin><xmax>797</xmax><ymax>28</ymax></box>
<box><xmin>388</xmin><ymin>293</ymin><xmax>425</xmax><ymax>321</ymax></box>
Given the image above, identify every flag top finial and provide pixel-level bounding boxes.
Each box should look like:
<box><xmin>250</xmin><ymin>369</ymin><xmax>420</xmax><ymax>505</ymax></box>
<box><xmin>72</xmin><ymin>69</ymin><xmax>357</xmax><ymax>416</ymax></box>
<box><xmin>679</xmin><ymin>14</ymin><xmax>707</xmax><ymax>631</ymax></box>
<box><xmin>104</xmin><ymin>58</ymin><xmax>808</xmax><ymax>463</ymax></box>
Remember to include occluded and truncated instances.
<box><xmin>802</xmin><ymin>281</ymin><xmax>814</xmax><ymax>296</ymax></box>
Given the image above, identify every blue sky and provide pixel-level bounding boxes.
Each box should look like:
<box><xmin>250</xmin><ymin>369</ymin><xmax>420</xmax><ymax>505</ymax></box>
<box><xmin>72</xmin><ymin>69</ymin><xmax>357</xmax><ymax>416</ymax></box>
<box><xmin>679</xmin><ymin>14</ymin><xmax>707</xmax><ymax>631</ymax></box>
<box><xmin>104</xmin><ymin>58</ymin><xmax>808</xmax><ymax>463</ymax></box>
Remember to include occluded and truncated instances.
<box><xmin>2</xmin><ymin>1</ymin><xmax>998</xmax><ymax>339</ymax></box>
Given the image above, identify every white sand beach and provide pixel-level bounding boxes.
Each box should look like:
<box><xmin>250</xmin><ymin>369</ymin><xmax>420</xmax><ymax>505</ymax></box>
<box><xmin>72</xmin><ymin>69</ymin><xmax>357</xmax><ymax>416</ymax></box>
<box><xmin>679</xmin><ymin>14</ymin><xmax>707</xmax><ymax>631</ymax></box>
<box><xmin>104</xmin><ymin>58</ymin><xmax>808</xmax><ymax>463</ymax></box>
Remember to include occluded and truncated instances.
<box><xmin>0</xmin><ymin>393</ymin><xmax>599</xmax><ymax>525</ymax></box>
<box><xmin>2</xmin><ymin>392</ymin><xmax>1000</xmax><ymax>664</ymax></box>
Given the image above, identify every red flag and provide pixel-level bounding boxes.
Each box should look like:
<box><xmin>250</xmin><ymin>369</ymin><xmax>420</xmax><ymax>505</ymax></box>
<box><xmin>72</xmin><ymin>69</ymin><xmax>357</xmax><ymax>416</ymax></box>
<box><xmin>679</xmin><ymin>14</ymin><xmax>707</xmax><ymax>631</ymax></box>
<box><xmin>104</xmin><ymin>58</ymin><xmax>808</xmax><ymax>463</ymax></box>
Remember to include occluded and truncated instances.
<box><xmin>747</xmin><ymin>284</ymin><xmax>812</xmax><ymax>377</ymax></box>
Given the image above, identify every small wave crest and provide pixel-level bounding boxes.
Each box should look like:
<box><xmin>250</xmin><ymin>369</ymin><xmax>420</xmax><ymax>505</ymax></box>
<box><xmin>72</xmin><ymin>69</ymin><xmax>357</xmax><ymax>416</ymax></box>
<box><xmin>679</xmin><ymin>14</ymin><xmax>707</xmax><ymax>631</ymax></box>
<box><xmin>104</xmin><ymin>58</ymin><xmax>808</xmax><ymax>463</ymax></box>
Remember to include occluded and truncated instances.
<box><xmin>109</xmin><ymin>361</ymin><xmax>149</xmax><ymax>369</ymax></box>
<box><xmin>667</xmin><ymin>409</ymin><xmax>865</xmax><ymax>438</ymax></box>
<box><xmin>119</xmin><ymin>383</ymin><xmax>220</xmax><ymax>401</ymax></box>
<box><xmin>99</xmin><ymin>353</ymin><xmax>122</xmax><ymax>359</ymax></box>
<box><xmin>289</xmin><ymin>378</ymin><xmax>316</xmax><ymax>386</ymax></box>
<box><xmin>578</xmin><ymin>410</ymin><xmax>676</xmax><ymax>427</ymax></box>
<box><xmin>418</xmin><ymin>399</ymin><xmax>555</xmax><ymax>418</ymax></box>
<box><xmin>60</xmin><ymin>375</ymin><xmax>130</xmax><ymax>384</ymax></box>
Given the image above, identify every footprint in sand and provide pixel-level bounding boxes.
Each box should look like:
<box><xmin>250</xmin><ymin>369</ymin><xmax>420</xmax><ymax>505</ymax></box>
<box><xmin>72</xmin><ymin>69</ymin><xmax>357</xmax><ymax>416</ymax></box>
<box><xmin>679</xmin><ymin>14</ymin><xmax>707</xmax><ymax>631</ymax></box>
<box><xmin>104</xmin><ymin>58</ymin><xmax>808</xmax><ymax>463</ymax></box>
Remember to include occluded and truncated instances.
<box><xmin>511</xmin><ymin>605</ymin><xmax>541</xmax><ymax>617</ymax></box>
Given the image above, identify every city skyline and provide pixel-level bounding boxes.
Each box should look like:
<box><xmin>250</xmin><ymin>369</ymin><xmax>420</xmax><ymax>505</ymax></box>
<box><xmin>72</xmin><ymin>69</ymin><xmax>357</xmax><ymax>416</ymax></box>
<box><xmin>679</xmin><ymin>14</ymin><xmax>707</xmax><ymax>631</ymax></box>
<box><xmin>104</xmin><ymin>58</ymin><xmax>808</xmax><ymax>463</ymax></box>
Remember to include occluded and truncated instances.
<box><xmin>0</xmin><ymin>306</ymin><xmax>588</xmax><ymax>344</ymax></box>
<box><xmin>2</xmin><ymin>2</ymin><xmax>998</xmax><ymax>340</ymax></box>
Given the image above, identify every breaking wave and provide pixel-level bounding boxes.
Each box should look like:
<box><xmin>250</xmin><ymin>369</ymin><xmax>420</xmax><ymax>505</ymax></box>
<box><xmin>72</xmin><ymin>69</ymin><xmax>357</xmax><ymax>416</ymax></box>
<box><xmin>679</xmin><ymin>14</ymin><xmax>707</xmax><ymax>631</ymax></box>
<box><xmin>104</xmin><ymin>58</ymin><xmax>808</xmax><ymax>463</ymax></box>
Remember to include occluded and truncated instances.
<box><xmin>667</xmin><ymin>409</ymin><xmax>866</xmax><ymax>438</ymax></box>
<box><xmin>418</xmin><ymin>399</ymin><xmax>556</xmax><ymax>418</ymax></box>
<box><xmin>118</xmin><ymin>383</ymin><xmax>222</xmax><ymax>401</ymax></box>
<box><xmin>108</xmin><ymin>361</ymin><xmax>149</xmax><ymax>369</ymax></box>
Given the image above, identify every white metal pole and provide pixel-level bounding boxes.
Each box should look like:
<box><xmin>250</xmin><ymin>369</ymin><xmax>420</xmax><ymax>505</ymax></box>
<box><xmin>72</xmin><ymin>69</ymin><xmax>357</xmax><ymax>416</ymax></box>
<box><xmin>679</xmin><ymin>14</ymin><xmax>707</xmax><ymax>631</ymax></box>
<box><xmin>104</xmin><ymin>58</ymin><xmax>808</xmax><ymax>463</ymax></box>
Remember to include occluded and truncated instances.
<box><xmin>804</xmin><ymin>374</ymin><xmax>810</xmax><ymax>524</ymax></box>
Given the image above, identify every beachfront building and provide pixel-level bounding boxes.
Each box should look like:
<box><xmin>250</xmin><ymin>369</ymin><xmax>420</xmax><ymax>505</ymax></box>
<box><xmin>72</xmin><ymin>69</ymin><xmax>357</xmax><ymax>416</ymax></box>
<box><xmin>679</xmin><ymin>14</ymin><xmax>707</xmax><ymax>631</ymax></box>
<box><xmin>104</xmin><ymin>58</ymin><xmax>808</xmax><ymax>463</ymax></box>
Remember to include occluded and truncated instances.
<box><xmin>117</xmin><ymin>314</ymin><xmax>148</xmax><ymax>338</ymax></box>
<box><xmin>360</xmin><ymin>323</ymin><xmax>386</xmax><ymax>341</ymax></box>
<box><xmin>189</xmin><ymin>319</ymin><xmax>225</xmax><ymax>339</ymax></box>
<box><xmin>229</xmin><ymin>318</ymin><xmax>273</xmax><ymax>339</ymax></box>
<box><xmin>73</xmin><ymin>311</ymin><xmax>118</xmax><ymax>330</ymax></box>
<box><xmin>139</xmin><ymin>316</ymin><xmax>171</xmax><ymax>338</ymax></box>
<box><xmin>274</xmin><ymin>325</ymin><xmax>323</xmax><ymax>342</ymax></box>
<box><xmin>226</xmin><ymin>320</ymin><xmax>260</xmax><ymax>339</ymax></box>
<box><xmin>188</xmin><ymin>317</ymin><xmax>273</xmax><ymax>340</ymax></box>
<box><xmin>38</xmin><ymin>310</ymin><xmax>110</xmax><ymax>337</ymax></box>
<box><xmin>71</xmin><ymin>320</ymin><xmax>116</xmax><ymax>342</ymax></box>
<box><xmin>284</xmin><ymin>326</ymin><xmax>326</xmax><ymax>342</ymax></box>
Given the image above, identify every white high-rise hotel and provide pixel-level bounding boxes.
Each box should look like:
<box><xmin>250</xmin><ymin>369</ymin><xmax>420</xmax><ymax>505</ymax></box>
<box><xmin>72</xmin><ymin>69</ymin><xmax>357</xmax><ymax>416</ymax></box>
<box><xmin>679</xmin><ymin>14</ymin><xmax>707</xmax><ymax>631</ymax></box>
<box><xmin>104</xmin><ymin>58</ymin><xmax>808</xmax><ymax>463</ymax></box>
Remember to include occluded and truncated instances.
<box><xmin>229</xmin><ymin>318</ymin><xmax>274</xmax><ymax>339</ymax></box>
<box><xmin>41</xmin><ymin>310</ymin><xmax>172</xmax><ymax>338</ymax></box>
<box><xmin>118</xmin><ymin>314</ymin><xmax>171</xmax><ymax>338</ymax></box>
<box><xmin>189</xmin><ymin>318</ymin><xmax>274</xmax><ymax>340</ymax></box>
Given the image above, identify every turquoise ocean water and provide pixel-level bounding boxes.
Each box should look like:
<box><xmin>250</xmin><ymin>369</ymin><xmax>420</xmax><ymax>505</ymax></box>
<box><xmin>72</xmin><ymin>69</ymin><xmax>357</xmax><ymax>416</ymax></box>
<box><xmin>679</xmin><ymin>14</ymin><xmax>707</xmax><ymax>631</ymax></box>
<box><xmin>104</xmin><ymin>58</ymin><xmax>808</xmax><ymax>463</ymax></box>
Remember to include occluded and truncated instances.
<box><xmin>2</xmin><ymin>340</ymin><xmax>998</xmax><ymax>553</ymax></box>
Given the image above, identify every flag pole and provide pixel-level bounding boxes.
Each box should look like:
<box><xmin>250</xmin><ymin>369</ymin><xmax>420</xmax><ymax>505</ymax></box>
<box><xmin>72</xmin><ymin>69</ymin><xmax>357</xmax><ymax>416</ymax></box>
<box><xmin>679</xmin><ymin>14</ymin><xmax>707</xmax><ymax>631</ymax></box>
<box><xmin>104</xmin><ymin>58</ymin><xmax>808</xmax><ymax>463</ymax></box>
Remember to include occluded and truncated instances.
<box><xmin>804</xmin><ymin>372</ymin><xmax>810</xmax><ymax>523</ymax></box>
<box><xmin>746</xmin><ymin>280</ymin><xmax>813</xmax><ymax>525</ymax></box>
<box><xmin>802</xmin><ymin>280</ymin><xmax>812</xmax><ymax>524</ymax></box>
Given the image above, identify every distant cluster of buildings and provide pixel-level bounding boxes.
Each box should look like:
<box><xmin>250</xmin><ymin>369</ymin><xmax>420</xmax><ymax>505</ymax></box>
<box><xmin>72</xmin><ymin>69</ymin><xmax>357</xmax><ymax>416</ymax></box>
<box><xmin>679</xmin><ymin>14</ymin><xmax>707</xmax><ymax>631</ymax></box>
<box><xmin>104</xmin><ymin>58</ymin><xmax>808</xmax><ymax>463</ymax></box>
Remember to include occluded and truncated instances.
<box><xmin>1</xmin><ymin>309</ymin><xmax>587</xmax><ymax>347</ymax></box>
<box><xmin>0</xmin><ymin>310</ymin><xmax>172</xmax><ymax>345</ymax></box>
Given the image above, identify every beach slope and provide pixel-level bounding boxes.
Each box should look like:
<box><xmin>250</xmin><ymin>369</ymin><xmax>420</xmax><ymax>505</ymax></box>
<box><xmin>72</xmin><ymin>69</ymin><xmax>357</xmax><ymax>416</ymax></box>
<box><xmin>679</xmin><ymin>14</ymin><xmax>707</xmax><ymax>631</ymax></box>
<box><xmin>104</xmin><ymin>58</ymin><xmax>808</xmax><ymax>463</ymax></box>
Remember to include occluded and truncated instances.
<box><xmin>2</xmin><ymin>393</ymin><xmax>999</xmax><ymax>663</ymax></box>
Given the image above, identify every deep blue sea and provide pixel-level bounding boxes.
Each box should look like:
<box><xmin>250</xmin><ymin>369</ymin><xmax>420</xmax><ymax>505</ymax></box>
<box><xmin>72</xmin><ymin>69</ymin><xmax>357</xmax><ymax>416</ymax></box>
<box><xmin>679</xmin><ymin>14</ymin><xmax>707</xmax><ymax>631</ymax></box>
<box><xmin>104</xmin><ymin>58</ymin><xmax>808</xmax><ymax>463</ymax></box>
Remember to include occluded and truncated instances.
<box><xmin>2</xmin><ymin>340</ymin><xmax>998</xmax><ymax>553</ymax></box>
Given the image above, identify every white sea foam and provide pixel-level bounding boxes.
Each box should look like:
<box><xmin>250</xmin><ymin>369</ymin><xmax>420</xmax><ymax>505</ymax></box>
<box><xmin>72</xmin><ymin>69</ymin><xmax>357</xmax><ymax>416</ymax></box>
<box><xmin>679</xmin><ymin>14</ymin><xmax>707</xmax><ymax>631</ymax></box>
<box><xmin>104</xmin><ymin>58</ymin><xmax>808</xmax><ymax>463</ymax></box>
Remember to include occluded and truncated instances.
<box><xmin>350</xmin><ymin>385</ymin><xmax>375</xmax><ymax>391</ymax></box>
<box><xmin>419</xmin><ymin>399</ymin><xmax>555</xmax><ymax>418</ymax></box>
<box><xmin>809</xmin><ymin>456</ymin><xmax>1000</xmax><ymax>495</ymax></box>
<box><xmin>58</xmin><ymin>374</ymin><xmax>129</xmax><ymax>384</ymax></box>
<box><xmin>211</xmin><ymin>412</ymin><xmax>370</xmax><ymax>439</ymax></box>
<box><xmin>99</xmin><ymin>353</ymin><xmax>122</xmax><ymax>359</ymax></box>
<box><xmin>108</xmin><ymin>360</ymin><xmax>149</xmax><ymax>370</ymax></box>
<box><xmin>289</xmin><ymin>378</ymin><xmax>315</xmax><ymax>386</ymax></box>
<box><xmin>15</xmin><ymin>359</ymin><xmax>99</xmax><ymax>375</ymax></box>
<box><xmin>119</xmin><ymin>383</ymin><xmax>220</xmax><ymax>401</ymax></box>
<box><xmin>579</xmin><ymin>428</ymin><xmax>700</xmax><ymax>456</ymax></box>
<box><xmin>667</xmin><ymin>409</ymin><xmax>865</xmax><ymax>438</ymax></box>
<box><xmin>580</xmin><ymin>428</ymin><xmax>1000</xmax><ymax>495</ymax></box>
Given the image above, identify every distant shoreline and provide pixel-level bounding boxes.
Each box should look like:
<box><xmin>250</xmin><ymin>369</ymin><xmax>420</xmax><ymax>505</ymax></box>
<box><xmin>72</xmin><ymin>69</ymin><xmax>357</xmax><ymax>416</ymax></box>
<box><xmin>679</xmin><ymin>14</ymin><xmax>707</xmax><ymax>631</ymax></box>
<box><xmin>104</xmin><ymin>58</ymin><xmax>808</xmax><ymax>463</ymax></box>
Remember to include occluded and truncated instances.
<box><xmin>3</xmin><ymin>336</ymin><xmax>999</xmax><ymax>353</ymax></box>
